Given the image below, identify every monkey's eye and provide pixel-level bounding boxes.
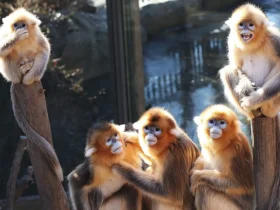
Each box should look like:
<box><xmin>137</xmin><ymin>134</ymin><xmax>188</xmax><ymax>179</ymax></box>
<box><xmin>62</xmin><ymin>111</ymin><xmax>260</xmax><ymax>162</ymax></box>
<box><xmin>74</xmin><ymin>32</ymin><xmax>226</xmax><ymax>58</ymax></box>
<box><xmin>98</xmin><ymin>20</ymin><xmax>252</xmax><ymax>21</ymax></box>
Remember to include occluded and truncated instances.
<box><xmin>13</xmin><ymin>23</ymin><xmax>18</xmax><ymax>28</ymax></box>
<box><xmin>208</xmin><ymin>119</ymin><xmax>214</xmax><ymax>128</ymax></box>
<box><xmin>22</xmin><ymin>23</ymin><xmax>26</xmax><ymax>27</ymax></box>
<box><xmin>144</xmin><ymin>126</ymin><xmax>149</xmax><ymax>134</ymax></box>
<box><xmin>238</xmin><ymin>22</ymin><xmax>244</xmax><ymax>29</ymax></box>
<box><xmin>106</xmin><ymin>138</ymin><xmax>112</xmax><ymax>146</ymax></box>
<box><xmin>219</xmin><ymin>120</ymin><xmax>227</xmax><ymax>129</ymax></box>
<box><xmin>154</xmin><ymin>128</ymin><xmax>162</xmax><ymax>136</ymax></box>
<box><xmin>248</xmin><ymin>23</ymin><xmax>255</xmax><ymax>30</ymax></box>
<box><xmin>114</xmin><ymin>133</ymin><xmax>118</xmax><ymax>137</ymax></box>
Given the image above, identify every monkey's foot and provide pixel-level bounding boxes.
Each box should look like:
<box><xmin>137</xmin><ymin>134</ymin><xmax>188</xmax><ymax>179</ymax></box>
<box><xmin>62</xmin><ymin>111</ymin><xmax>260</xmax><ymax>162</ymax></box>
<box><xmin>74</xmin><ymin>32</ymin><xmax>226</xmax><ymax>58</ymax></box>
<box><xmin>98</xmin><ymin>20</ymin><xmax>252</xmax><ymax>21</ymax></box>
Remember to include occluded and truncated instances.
<box><xmin>240</xmin><ymin>95</ymin><xmax>260</xmax><ymax>110</ymax></box>
<box><xmin>20</xmin><ymin>61</ymin><xmax>34</xmax><ymax>75</ymax></box>
<box><xmin>22</xmin><ymin>76</ymin><xmax>36</xmax><ymax>85</ymax></box>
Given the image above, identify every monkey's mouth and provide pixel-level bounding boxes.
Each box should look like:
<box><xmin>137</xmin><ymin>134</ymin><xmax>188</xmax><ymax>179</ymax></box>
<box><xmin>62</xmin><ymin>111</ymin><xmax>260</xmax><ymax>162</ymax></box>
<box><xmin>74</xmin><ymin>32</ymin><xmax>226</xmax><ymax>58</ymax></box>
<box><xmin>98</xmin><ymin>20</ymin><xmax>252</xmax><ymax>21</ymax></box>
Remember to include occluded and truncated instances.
<box><xmin>113</xmin><ymin>147</ymin><xmax>123</xmax><ymax>154</ymax></box>
<box><xmin>240</xmin><ymin>33</ymin><xmax>254</xmax><ymax>42</ymax></box>
<box><xmin>147</xmin><ymin>140</ymin><xmax>157</xmax><ymax>146</ymax></box>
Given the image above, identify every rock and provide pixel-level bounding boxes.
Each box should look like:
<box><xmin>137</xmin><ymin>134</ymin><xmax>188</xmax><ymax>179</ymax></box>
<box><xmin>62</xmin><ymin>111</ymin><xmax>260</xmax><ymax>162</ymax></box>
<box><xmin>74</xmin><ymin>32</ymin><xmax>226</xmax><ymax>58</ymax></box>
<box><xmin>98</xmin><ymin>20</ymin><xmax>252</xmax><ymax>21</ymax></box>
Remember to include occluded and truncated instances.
<box><xmin>201</xmin><ymin>0</ymin><xmax>244</xmax><ymax>11</ymax></box>
<box><xmin>50</xmin><ymin>9</ymin><xmax>110</xmax><ymax>81</ymax></box>
<box><xmin>141</xmin><ymin>0</ymin><xmax>201</xmax><ymax>35</ymax></box>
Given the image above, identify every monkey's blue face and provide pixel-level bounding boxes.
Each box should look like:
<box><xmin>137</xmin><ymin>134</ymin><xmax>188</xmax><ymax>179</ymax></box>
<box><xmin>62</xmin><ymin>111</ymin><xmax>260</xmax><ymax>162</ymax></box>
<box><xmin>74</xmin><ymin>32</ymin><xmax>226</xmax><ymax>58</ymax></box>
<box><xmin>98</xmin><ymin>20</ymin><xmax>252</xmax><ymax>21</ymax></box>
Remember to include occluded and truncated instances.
<box><xmin>208</xmin><ymin>119</ymin><xmax>227</xmax><ymax>139</ymax></box>
<box><xmin>238</xmin><ymin>20</ymin><xmax>255</xmax><ymax>43</ymax></box>
<box><xmin>13</xmin><ymin>21</ymin><xmax>27</xmax><ymax>31</ymax></box>
<box><xmin>143</xmin><ymin>125</ymin><xmax>162</xmax><ymax>146</ymax></box>
<box><xmin>106</xmin><ymin>133</ymin><xmax>123</xmax><ymax>154</ymax></box>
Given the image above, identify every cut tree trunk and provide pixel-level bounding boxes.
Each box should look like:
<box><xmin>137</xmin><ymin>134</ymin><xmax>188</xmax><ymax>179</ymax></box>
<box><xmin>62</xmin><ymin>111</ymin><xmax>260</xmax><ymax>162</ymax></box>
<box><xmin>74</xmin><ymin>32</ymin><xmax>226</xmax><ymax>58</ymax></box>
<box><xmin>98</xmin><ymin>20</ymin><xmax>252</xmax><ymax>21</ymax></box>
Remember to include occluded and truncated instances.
<box><xmin>12</xmin><ymin>82</ymin><xmax>69</xmax><ymax>210</ymax></box>
<box><xmin>251</xmin><ymin>116</ymin><xmax>278</xmax><ymax>210</ymax></box>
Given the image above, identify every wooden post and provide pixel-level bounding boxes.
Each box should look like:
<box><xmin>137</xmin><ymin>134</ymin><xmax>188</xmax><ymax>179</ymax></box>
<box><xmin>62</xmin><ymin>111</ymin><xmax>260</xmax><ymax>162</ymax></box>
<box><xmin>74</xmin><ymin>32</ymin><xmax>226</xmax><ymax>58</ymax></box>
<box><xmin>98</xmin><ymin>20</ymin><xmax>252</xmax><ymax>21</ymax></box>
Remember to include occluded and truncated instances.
<box><xmin>251</xmin><ymin>116</ymin><xmax>277</xmax><ymax>210</ymax></box>
<box><xmin>4</xmin><ymin>136</ymin><xmax>27</xmax><ymax>210</ymax></box>
<box><xmin>12</xmin><ymin>82</ymin><xmax>69</xmax><ymax>210</ymax></box>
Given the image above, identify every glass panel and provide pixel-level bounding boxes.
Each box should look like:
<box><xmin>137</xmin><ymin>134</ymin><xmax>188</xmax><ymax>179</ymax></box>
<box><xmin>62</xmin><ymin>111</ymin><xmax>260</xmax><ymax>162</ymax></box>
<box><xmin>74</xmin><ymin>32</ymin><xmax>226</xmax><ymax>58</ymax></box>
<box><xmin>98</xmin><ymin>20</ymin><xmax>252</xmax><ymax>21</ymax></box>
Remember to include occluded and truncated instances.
<box><xmin>135</xmin><ymin>0</ymin><xmax>279</xmax><ymax>144</ymax></box>
<box><xmin>0</xmin><ymin>1</ymin><xmax>115</xmax><ymax>205</ymax></box>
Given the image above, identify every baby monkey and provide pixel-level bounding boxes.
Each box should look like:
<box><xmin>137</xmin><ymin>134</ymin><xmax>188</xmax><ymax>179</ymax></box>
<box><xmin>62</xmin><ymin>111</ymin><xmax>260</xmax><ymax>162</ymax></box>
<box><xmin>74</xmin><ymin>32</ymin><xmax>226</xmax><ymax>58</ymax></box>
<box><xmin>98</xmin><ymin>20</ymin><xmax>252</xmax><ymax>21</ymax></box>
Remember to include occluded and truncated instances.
<box><xmin>191</xmin><ymin>105</ymin><xmax>255</xmax><ymax>210</ymax></box>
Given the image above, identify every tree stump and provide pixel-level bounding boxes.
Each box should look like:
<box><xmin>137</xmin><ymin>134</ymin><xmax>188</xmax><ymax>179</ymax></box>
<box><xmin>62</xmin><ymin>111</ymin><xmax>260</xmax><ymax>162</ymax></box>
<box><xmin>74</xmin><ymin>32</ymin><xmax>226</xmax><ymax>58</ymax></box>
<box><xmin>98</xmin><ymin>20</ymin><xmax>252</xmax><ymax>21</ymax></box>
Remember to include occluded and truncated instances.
<box><xmin>251</xmin><ymin>116</ymin><xmax>279</xmax><ymax>210</ymax></box>
<box><xmin>11</xmin><ymin>82</ymin><xmax>69</xmax><ymax>210</ymax></box>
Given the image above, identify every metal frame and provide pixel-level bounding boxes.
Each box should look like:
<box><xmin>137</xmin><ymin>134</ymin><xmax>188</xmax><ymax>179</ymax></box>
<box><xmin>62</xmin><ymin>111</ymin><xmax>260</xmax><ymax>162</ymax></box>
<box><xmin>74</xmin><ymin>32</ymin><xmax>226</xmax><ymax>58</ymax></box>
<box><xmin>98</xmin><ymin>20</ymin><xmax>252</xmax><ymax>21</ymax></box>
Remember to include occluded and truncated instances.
<box><xmin>106</xmin><ymin>0</ymin><xmax>145</xmax><ymax>124</ymax></box>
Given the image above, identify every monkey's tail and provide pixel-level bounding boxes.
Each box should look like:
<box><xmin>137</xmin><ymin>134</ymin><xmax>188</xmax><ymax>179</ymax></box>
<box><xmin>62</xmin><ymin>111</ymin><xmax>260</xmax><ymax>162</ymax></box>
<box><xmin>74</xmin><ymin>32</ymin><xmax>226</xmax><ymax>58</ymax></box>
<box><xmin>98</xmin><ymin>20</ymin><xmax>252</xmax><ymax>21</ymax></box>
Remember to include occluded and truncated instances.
<box><xmin>10</xmin><ymin>84</ymin><xmax>64</xmax><ymax>181</ymax></box>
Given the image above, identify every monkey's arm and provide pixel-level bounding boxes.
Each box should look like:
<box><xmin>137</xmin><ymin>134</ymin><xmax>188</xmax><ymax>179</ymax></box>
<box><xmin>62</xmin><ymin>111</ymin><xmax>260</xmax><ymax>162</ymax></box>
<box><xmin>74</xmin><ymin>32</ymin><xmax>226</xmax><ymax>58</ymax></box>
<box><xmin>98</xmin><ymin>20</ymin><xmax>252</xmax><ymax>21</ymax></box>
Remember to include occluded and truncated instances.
<box><xmin>219</xmin><ymin>66</ymin><xmax>242</xmax><ymax>105</ymax></box>
<box><xmin>235</xmin><ymin>70</ymin><xmax>257</xmax><ymax>97</ymax></box>
<box><xmin>0</xmin><ymin>32</ymin><xmax>17</xmax><ymax>56</ymax></box>
<box><xmin>68</xmin><ymin>160</ymin><xmax>94</xmax><ymax>210</ymax></box>
<box><xmin>219</xmin><ymin>65</ymin><xmax>254</xmax><ymax>119</ymax></box>
<box><xmin>0</xmin><ymin>28</ymin><xmax>28</xmax><ymax>57</ymax></box>
<box><xmin>241</xmin><ymin>63</ymin><xmax>280</xmax><ymax>109</ymax></box>
<box><xmin>22</xmin><ymin>39</ymin><xmax>50</xmax><ymax>85</ymax></box>
<box><xmin>191</xmin><ymin>169</ymin><xmax>241</xmax><ymax>194</ymax></box>
<box><xmin>112</xmin><ymin>162</ymin><xmax>168</xmax><ymax>198</ymax></box>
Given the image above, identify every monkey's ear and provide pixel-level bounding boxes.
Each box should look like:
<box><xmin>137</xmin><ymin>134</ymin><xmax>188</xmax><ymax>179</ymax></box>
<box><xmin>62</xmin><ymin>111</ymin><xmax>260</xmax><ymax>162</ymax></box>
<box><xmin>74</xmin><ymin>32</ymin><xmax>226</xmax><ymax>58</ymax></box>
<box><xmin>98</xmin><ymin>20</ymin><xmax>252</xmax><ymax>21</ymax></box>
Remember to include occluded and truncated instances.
<box><xmin>2</xmin><ymin>17</ymin><xmax>7</xmax><ymax>24</ymax></box>
<box><xmin>170</xmin><ymin>128</ymin><xmax>181</xmax><ymax>137</ymax></box>
<box><xmin>35</xmin><ymin>19</ymin><xmax>41</xmax><ymax>26</ymax></box>
<box><xmin>225</xmin><ymin>18</ymin><xmax>232</xmax><ymax>27</ymax></box>
<box><xmin>118</xmin><ymin>124</ymin><xmax>126</xmax><ymax>132</ymax></box>
<box><xmin>265</xmin><ymin>20</ymin><xmax>275</xmax><ymax>27</ymax></box>
<box><xmin>85</xmin><ymin>147</ymin><xmax>96</xmax><ymax>157</ymax></box>
<box><xmin>193</xmin><ymin>116</ymin><xmax>201</xmax><ymax>125</ymax></box>
<box><xmin>133</xmin><ymin>121</ymin><xmax>140</xmax><ymax>130</ymax></box>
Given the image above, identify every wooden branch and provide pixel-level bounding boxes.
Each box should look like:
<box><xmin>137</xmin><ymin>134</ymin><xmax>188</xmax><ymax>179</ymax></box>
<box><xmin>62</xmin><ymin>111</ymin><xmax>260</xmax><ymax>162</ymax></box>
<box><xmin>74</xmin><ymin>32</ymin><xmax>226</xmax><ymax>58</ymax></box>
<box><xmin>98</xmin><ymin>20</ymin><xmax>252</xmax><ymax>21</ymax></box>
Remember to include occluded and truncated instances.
<box><xmin>251</xmin><ymin>116</ymin><xmax>277</xmax><ymax>210</ymax></box>
<box><xmin>11</xmin><ymin>82</ymin><xmax>69</xmax><ymax>210</ymax></box>
<box><xmin>15</xmin><ymin>165</ymin><xmax>34</xmax><ymax>201</ymax></box>
<box><xmin>4</xmin><ymin>136</ymin><xmax>27</xmax><ymax>210</ymax></box>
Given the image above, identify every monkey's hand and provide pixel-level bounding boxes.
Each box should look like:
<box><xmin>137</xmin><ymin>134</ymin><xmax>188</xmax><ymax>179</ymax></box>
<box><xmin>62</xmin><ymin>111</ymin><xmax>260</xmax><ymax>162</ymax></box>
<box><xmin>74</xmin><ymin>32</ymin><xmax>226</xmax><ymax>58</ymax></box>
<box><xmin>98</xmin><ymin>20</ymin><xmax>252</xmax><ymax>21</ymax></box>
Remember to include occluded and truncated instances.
<box><xmin>16</xmin><ymin>28</ymin><xmax>29</xmax><ymax>41</ymax></box>
<box><xmin>123</xmin><ymin>131</ymin><xmax>139</xmax><ymax>144</ymax></box>
<box><xmin>22</xmin><ymin>51</ymin><xmax>49</xmax><ymax>85</ymax></box>
<box><xmin>190</xmin><ymin>170</ymin><xmax>203</xmax><ymax>194</ymax></box>
<box><xmin>20</xmin><ymin>60</ymin><xmax>34</xmax><ymax>75</ymax></box>
<box><xmin>112</xmin><ymin>161</ymin><xmax>132</xmax><ymax>173</ymax></box>
<box><xmin>240</xmin><ymin>90</ymin><xmax>263</xmax><ymax>110</ymax></box>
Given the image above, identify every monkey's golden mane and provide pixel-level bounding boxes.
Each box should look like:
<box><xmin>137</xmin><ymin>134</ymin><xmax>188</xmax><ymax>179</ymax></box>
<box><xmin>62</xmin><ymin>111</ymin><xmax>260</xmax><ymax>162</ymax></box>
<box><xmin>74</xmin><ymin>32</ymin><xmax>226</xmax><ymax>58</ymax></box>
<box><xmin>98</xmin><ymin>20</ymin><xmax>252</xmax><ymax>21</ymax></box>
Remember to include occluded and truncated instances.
<box><xmin>227</xmin><ymin>3</ymin><xmax>270</xmax><ymax>52</ymax></box>
<box><xmin>2</xmin><ymin>8</ymin><xmax>41</xmax><ymax>28</ymax></box>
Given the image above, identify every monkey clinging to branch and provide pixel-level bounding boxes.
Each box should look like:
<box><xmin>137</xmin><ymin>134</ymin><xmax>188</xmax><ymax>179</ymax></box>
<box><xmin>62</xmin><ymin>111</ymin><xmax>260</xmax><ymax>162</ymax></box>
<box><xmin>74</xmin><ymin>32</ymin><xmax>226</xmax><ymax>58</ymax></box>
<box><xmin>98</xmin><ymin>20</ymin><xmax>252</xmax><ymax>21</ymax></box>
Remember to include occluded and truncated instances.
<box><xmin>0</xmin><ymin>8</ymin><xmax>63</xmax><ymax>181</ymax></box>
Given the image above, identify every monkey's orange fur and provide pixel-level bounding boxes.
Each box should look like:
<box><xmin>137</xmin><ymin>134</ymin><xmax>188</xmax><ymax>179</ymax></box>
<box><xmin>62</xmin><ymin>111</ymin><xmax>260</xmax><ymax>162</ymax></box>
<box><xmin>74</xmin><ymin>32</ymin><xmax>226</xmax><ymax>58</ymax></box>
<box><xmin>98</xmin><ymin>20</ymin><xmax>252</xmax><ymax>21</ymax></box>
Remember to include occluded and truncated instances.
<box><xmin>86</xmin><ymin>124</ymin><xmax>143</xmax><ymax>187</ymax></box>
<box><xmin>192</xmin><ymin>105</ymin><xmax>255</xmax><ymax>210</ymax></box>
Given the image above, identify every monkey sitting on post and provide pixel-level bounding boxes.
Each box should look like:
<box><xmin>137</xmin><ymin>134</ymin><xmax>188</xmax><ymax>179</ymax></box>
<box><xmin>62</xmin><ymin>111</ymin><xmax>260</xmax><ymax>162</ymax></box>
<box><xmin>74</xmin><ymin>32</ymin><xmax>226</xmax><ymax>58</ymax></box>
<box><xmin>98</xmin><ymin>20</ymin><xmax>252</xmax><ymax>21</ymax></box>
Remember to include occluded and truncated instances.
<box><xmin>219</xmin><ymin>3</ymin><xmax>280</xmax><ymax>119</ymax></box>
<box><xmin>0</xmin><ymin>8</ymin><xmax>63</xmax><ymax>181</ymax></box>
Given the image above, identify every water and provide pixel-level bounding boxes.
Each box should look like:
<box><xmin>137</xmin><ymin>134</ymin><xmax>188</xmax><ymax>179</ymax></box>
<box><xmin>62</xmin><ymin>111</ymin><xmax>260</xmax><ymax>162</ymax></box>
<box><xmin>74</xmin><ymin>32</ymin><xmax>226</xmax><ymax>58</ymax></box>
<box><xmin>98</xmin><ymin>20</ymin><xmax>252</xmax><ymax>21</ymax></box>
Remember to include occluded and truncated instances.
<box><xmin>143</xmin><ymin>1</ymin><xmax>280</xmax><ymax>143</ymax></box>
